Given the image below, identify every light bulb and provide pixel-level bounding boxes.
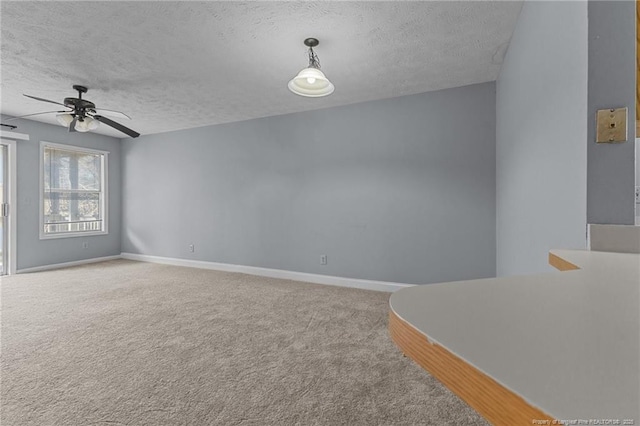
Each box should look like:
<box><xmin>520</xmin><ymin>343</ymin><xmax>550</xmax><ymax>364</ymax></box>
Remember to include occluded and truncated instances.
<box><xmin>306</xmin><ymin>77</ymin><xmax>316</xmax><ymax>85</ymax></box>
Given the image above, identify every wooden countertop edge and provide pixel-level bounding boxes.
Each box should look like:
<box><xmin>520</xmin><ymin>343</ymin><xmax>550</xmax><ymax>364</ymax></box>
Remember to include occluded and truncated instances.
<box><xmin>388</xmin><ymin>309</ymin><xmax>554</xmax><ymax>425</ymax></box>
<box><xmin>548</xmin><ymin>252</ymin><xmax>580</xmax><ymax>271</ymax></box>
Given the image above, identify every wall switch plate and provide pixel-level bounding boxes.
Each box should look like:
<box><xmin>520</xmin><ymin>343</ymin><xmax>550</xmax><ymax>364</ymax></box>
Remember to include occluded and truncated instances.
<box><xmin>320</xmin><ymin>255</ymin><xmax>327</xmax><ymax>265</ymax></box>
<box><xmin>636</xmin><ymin>186</ymin><xmax>640</xmax><ymax>204</ymax></box>
<box><xmin>82</xmin><ymin>242</ymin><xmax>88</xmax><ymax>249</ymax></box>
<box><xmin>189</xmin><ymin>244</ymin><xmax>195</xmax><ymax>253</ymax></box>
<box><xmin>596</xmin><ymin>107</ymin><xmax>627</xmax><ymax>143</ymax></box>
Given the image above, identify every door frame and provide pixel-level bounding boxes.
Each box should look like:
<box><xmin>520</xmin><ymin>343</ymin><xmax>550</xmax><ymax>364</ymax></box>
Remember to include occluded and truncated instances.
<box><xmin>0</xmin><ymin>138</ymin><xmax>17</xmax><ymax>275</ymax></box>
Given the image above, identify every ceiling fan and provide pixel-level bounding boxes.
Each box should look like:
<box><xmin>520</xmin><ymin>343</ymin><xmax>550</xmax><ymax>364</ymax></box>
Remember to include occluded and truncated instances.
<box><xmin>6</xmin><ymin>85</ymin><xmax>140</xmax><ymax>138</ymax></box>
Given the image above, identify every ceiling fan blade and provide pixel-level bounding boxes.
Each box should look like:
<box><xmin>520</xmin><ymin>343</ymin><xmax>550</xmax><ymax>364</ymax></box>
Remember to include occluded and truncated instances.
<box><xmin>92</xmin><ymin>115</ymin><xmax>140</xmax><ymax>138</ymax></box>
<box><xmin>4</xmin><ymin>110</ymin><xmax>70</xmax><ymax>121</ymax></box>
<box><xmin>92</xmin><ymin>108</ymin><xmax>131</xmax><ymax>120</ymax></box>
<box><xmin>68</xmin><ymin>116</ymin><xmax>78</xmax><ymax>132</ymax></box>
<box><xmin>23</xmin><ymin>94</ymin><xmax>67</xmax><ymax>107</ymax></box>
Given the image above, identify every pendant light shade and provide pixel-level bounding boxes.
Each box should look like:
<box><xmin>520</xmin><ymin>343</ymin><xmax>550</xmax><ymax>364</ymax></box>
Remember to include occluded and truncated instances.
<box><xmin>288</xmin><ymin>38</ymin><xmax>334</xmax><ymax>98</ymax></box>
<box><xmin>75</xmin><ymin>116</ymin><xmax>99</xmax><ymax>132</ymax></box>
<box><xmin>288</xmin><ymin>67</ymin><xmax>334</xmax><ymax>97</ymax></box>
<box><xmin>56</xmin><ymin>113</ymin><xmax>74</xmax><ymax>126</ymax></box>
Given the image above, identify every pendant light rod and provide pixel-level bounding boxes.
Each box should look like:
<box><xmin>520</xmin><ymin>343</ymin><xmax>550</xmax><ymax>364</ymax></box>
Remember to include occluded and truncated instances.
<box><xmin>304</xmin><ymin>38</ymin><xmax>321</xmax><ymax>68</ymax></box>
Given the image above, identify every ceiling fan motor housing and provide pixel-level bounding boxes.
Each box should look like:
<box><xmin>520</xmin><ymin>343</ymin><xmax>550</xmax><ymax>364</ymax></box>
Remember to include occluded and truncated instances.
<box><xmin>64</xmin><ymin>85</ymin><xmax>94</xmax><ymax>114</ymax></box>
<box><xmin>63</xmin><ymin>98</ymin><xmax>95</xmax><ymax>113</ymax></box>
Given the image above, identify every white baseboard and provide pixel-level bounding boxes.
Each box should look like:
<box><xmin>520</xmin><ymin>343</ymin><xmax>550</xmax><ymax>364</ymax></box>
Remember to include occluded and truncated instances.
<box><xmin>16</xmin><ymin>255</ymin><xmax>122</xmax><ymax>274</ymax></box>
<box><xmin>120</xmin><ymin>252</ymin><xmax>414</xmax><ymax>292</ymax></box>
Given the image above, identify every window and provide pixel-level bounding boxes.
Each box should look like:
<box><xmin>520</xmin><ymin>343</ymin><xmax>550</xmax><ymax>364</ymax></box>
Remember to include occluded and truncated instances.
<box><xmin>40</xmin><ymin>142</ymin><xmax>108</xmax><ymax>238</ymax></box>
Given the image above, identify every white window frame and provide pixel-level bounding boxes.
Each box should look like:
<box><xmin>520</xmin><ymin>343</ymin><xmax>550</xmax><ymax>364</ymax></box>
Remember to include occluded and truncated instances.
<box><xmin>39</xmin><ymin>141</ymin><xmax>109</xmax><ymax>239</ymax></box>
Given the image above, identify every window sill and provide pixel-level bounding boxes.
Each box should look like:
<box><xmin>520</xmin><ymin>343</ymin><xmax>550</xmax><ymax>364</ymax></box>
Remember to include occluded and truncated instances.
<box><xmin>39</xmin><ymin>230</ymin><xmax>108</xmax><ymax>240</ymax></box>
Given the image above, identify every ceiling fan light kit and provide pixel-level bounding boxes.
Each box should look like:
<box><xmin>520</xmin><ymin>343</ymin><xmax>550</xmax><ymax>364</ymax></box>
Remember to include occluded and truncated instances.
<box><xmin>288</xmin><ymin>38</ymin><xmax>334</xmax><ymax>98</ymax></box>
<box><xmin>57</xmin><ymin>111</ymin><xmax>99</xmax><ymax>132</ymax></box>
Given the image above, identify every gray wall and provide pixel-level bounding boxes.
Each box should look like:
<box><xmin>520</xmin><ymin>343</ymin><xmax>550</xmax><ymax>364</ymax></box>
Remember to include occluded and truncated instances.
<box><xmin>496</xmin><ymin>1</ymin><xmax>588</xmax><ymax>276</ymax></box>
<box><xmin>637</xmin><ymin>138</ymin><xmax>639</xmax><ymax>223</ymax></box>
<box><xmin>587</xmin><ymin>1</ymin><xmax>637</xmax><ymax>225</ymax></box>
<box><xmin>122</xmin><ymin>82</ymin><xmax>496</xmax><ymax>284</ymax></box>
<box><xmin>1</xmin><ymin>116</ymin><xmax>122</xmax><ymax>270</ymax></box>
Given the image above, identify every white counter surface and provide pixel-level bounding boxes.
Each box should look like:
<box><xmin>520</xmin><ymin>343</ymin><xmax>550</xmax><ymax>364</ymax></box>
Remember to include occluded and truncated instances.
<box><xmin>389</xmin><ymin>249</ymin><xmax>640</xmax><ymax>421</ymax></box>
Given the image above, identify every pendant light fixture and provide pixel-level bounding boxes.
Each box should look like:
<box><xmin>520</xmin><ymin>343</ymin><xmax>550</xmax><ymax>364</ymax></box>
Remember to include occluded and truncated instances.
<box><xmin>288</xmin><ymin>38</ymin><xmax>334</xmax><ymax>97</ymax></box>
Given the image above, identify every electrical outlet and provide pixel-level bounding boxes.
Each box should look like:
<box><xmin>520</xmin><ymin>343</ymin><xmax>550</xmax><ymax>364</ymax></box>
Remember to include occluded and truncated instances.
<box><xmin>320</xmin><ymin>255</ymin><xmax>327</xmax><ymax>265</ymax></box>
<box><xmin>82</xmin><ymin>242</ymin><xmax>89</xmax><ymax>249</ymax></box>
<box><xmin>189</xmin><ymin>244</ymin><xmax>195</xmax><ymax>253</ymax></box>
<box><xmin>636</xmin><ymin>186</ymin><xmax>640</xmax><ymax>204</ymax></box>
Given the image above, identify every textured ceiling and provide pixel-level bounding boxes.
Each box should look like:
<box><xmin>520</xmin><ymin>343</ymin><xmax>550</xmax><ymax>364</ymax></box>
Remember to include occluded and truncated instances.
<box><xmin>1</xmin><ymin>1</ymin><xmax>523</xmax><ymax>138</ymax></box>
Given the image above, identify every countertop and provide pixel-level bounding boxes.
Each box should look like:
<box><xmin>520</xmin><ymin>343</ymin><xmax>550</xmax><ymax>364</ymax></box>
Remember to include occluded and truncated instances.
<box><xmin>389</xmin><ymin>249</ymin><xmax>640</xmax><ymax>421</ymax></box>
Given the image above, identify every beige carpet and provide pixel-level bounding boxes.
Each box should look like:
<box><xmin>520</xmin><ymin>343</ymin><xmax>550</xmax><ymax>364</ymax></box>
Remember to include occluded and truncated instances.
<box><xmin>1</xmin><ymin>260</ymin><xmax>487</xmax><ymax>425</ymax></box>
